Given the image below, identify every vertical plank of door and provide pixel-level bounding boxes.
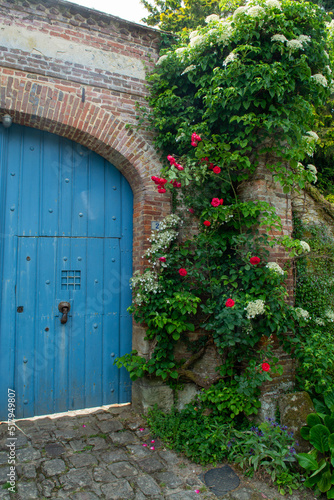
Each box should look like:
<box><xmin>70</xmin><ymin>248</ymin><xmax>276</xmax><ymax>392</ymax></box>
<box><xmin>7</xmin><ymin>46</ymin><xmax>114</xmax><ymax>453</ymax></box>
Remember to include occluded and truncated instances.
<box><xmin>104</xmin><ymin>161</ymin><xmax>121</xmax><ymax>238</ymax></box>
<box><xmin>15</xmin><ymin>237</ymin><xmax>38</xmax><ymax>418</ymax></box>
<box><xmin>18</xmin><ymin>127</ymin><xmax>41</xmax><ymax>237</ymax></box>
<box><xmin>68</xmin><ymin>237</ymin><xmax>85</xmax><ymax>410</ymax></box>
<box><xmin>72</xmin><ymin>144</ymin><xmax>88</xmax><ymax>237</ymax></box>
<box><xmin>41</xmin><ymin>132</ymin><xmax>60</xmax><ymax>236</ymax></box>
<box><xmin>0</xmin><ymin>126</ymin><xmax>20</xmax><ymax>418</ymax></box>
<box><xmin>85</xmin><ymin>237</ymin><xmax>104</xmax><ymax>408</ymax></box>
<box><xmin>102</xmin><ymin>238</ymin><xmax>121</xmax><ymax>404</ymax></box>
<box><xmin>87</xmin><ymin>152</ymin><xmax>105</xmax><ymax>237</ymax></box>
<box><xmin>34</xmin><ymin>237</ymin><xmax>57</xmax><ymax>416</ymax></box>
<box><xmin>54</xmin><ymin>237</ymin><xmax>71</xmax><ymax>413</ymax></box>
<box><xmin>59</xmin><ymin>138</ymin><xmax>73</xmax><ymax>237</ymax></box>
<box><xmin>119</xmin><ymin>176</ymin><xmax>134</xmax><ymax>403</ymax></box>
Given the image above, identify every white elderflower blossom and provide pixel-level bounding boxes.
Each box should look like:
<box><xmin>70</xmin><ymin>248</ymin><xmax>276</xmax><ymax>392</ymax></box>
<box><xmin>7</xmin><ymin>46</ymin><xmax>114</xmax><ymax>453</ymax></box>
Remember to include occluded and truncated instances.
<box><xmin>205</xmin><ymin>14</ymin><xmax>220</xmax><ymax>23</ymax></box>
<box><xmin>325</xmin><ymin>65</ymin><xmax>332</xmax><ymax>74</ymax></box>
<box><xmin>223</xmin><ymin>52</ymin><xmax>238</xmax><ymax>66</ymax></box>
<box><xmin>295</xmin><ymin>307</ymin><xmax>310</xmax><ymax>321</ymax></box>
<box><xmin>299</xmin><ymin>240</ymin><xmax>311</xmax><ymax>253</ymax></box>
<box><xmin>181</xmin><ymin>65</ymin><xmax>196</xmax><ymax>75</ymax></box>
<box><xmin>175</xmin><ymin>47</ymin><xmax>188</xmax><ymax>59</ymax></box>
<box><xmin>189</xmin><ymin>30</ymin><xmax>199</xmax><ymax>39</ymax></box>
<box><xmin>325</xmin><ymin>309</ymin><xmax>334</xmax><ymax>322</ymax></box>
<box><xmin>297</xmin><ymin>35</ymin><xmax>311</xmax><ymax>44</ymax></box>
<box><xmin>233</xmin><ymin>5</ymin><xmax>247</xmax><ymax>18</ymax></box>
<box><xmin>311</xmin><ymin>74</ymin><xmax>328</xmax><ymax>87</ymax></box>
<box><xmin>271</xmin><ymin>34</ymin><xmax>287</xmax><ymax>43</ymax></box>
<box><xmin>266</xmin><ymin>0</ymin><xmax>282</xmax><ymax>9</ymax></box>
<box><xmin>145</xmin><ymin>214</ymin><xmax>181</xmax><ymax>259</ymax></box>
<box><xmin>315</xmin><ymin>317</ymin><xmax>325</xmax><ymax>326</ymax></box>
<box><xmin>326</xmin><ymin>19</ymin><xmax>334</xmax><ymax>30</ymax></box>
<box><xmin>247</xmin><ymin>5</ymin><xmax>265</xmax><ymax>17</ymax></box>
<box><xmin>265</xmin><ymin>262</ymin><xmax>285</xmax><ymax>275</ymax></box>
<box><xmin>245</xmin><ymin>299</ymin><xmax>266</xmax><ymax>319</ymax></box>
<box><xmin>286</xmin><ymin>39</ymin><xmax>304</xmax><ymax>51</ymax></box>
<box><xmin>307</xmin><ymin>164</ymin><xmax>317</xmax><ymax>174</ymax></box>
<box><xmin>130</xmin><ymin>270</ymin><xmax>162</xmax><ymax>306</ymax></box>
<box><xmin>306</xmin><ymin>130</ymin><xmax>319</xmax><ymax>141</ymax></box>
<box><xmin>190</xmin><ymin>35</ymin><xmax>205</xmax><ymax>48</ymax></box>
<box><xmin>156</xmin><ymin>54</ymin><xmax>168</xmax><ymax>65</ymax></box>
<box><xmin>296</xmin><ymin>162</ymin><xmax>304</xmax><ymax>172</ymax></box>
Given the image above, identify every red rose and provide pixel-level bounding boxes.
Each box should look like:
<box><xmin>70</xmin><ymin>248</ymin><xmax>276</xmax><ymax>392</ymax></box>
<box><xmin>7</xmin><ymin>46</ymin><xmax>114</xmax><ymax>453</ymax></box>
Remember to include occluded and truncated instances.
<box><xmin>250</xmin><ymin>256</ymin><xmax>261</xmax><ymax>265</ymax></box>
<box><xmin>176</xmin><ymin>164</ymin><xmax>184</xmax><ymax>171</ymax></box>
<box><xmin>261</xmin><ymin>362</ymin><xmax>270</xmax><ymax>372</ymax></box>
<box><xmin>209</xmin><ymin>163</ymin><xmax>214</xmax><ymax>170</ymax></box>
<box><xmin>158</xmin><ymin>188</ymin><xmax>166</xmax><ymax>193</ymax></box>
<box><xmin>167</xmin><ymin>155</ymin><xmax>176</xmax><ymax>165</ymax></box>
<box><xmin>176</xmin><ymin>182</ymin><xmax>181</xmax><ymax>188</ymax></box>
<box><xmin>213</xmin><ymin>166</ymin><xmax>221</xmax><ymax>174</ymax></box>
<box><xmin>191</xmin><ymin>141</ymin><xmax>198</xmax><ymax>147</ymax></box>
<box><xmin>159</xmin><ymin>178</ymin><xmax>167</xmax><ymax>185</ymax></box>
<box><xmin>159</xmin><ymin>257</ymin><xmax>166</xmax><ymax>262</ymax></box>
<box><xmin>191</xmin><ymin>133</ymin><xmax>202</xmax><ymax>142</ymax></box>
<box><xmin>179</xmin><ymin>268</ymin><xmax>187</xmax><ymax>277</ymax></box>
<box><xmin>211</xmin><ymin>198</ymin><xmax>220</xmax><ymax>207</ymax></box>
<box><xmin>203</xmin><ymin>220</ymin><xmax>211</xmax><ymax>226</ymax></box>
<box><xmin>225</xmin><ymin>298</ymin><xmax>235</xmax><ymax>307</ymax></box>
<box><xmin>219</xmin><ymin>199</ymin><xmax>224</xmax><ymax>205</ymax></box>
<box><xmin>189</xmin><ymin>208</ymin><xmax>195</xmax><ymax>214</ymax></box>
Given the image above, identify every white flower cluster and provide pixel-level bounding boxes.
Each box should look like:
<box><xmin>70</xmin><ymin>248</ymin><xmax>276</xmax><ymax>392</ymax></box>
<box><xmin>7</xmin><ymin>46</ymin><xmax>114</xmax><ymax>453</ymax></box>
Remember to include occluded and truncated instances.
<box><xmin>299</xmin><ymin>240</ymin><xmax>311</xmax><ymax>253</ymax></box>
<box><xmin>306</xmin><ymin>130</ymin><xmax>319</xmax><ymax>142</ymax></box>
<box><xmin>295</xmin><ymin>307</ymin><xmax>310</xmax><ymax>321</ymax></box>
<box><xmin>266</xmin><ymin>0</ymin><xmax>282</xmax><ymax>10</ymax></box>
<box><xmin>286</xmin><ymin>39</ymin><xmax>304</xmax><ymax>51</ymax></box>
<box><xmin>315</xmin><ymin>317</ymin><xmax>325</xmax><ymax>326</ymax></box>
<box><xmin>247</xmin><ymin>5</ymin><xmax>265</xmax><ymax>17</ymax></box>
<box><xmin>156</xmin><ymin>54</ymin><xmax>169</xmax><ymax>65</ymax></box>
<box><xmin>271</xmin><ymin>33</ymin><xmax>310</xmax><ymax>51</ymax></box>
<box><xmin>205</xmin><ymin>14</ymin><xmax>220</xmax><ymax>23</ymax></box>
<box><xmin>265</xmin><ymin>262</ymin><xmax>285</xmax><ymax>275</ymax></box>
<box><xmin>307</xmin><ymin>164</ymin><xmax>317</xmax><ymax>174</ymax></box>
<box><xmin>130</xmin><ymin>270</ymin><xmax>161</xmax><ymax>306</ymax></box>
<box><xmin>325</xmin><ymin>309</ymin><xmax>334</xmax><ymax>322</ymax></box>
<box><xmin>271</xmin><ymin>34</ymin><xmax>287</xmax><ymax>43</ymax></box>
<box><xmin>223</xmin><ymin>52</ymin><xmax>238</xmax><ymax>66</ymax></box>
<box><xmin>311</xmin><ymin>74</ymin><xmax>328</xmax><ymax>87</ymax></box>
<box><xmin>245</xmin><ymin>299</ymin><xmax>266</xmax><ymax>319</ymax></box>
<box><xmin>145</xmin><ymin>214</ymin><xmax>181</xmax><ymax>262</ymax></box>
<box><xmin>181</xmin><ymin>65</ymin><xmax>196</xmax><ymax>75</ymax></box>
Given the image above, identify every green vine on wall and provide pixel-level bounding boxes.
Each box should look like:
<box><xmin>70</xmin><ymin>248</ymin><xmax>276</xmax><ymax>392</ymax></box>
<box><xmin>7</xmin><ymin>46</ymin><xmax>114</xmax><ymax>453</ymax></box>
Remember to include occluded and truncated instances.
<box><xmin>116</xmin><ymin>0</ymin><xmax>333</xmax><ymax>419</ymax></box>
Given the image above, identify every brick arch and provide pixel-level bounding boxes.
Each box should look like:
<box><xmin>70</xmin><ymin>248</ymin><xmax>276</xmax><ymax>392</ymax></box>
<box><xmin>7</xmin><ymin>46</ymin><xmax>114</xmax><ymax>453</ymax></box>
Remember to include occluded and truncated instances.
<box><xmin>0</xmin><ymin>72</ymin><xmax>171</xmax><ymax>270</ymax></box>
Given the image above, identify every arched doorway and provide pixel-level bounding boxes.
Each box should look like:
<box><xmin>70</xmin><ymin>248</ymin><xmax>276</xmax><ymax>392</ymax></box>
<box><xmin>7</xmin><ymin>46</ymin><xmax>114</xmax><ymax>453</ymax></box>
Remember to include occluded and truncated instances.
<box><xmin>0</xmin><ymin>124</ymin><xmax>133</xmax><ymax>419</ymax></box>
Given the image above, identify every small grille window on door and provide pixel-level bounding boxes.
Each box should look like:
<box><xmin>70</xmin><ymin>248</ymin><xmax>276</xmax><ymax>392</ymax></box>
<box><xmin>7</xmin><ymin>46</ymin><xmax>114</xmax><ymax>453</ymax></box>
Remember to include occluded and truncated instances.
<box><xmin>61</xmin><ymin>270</ymin><xmax>81</xmax><ymax>290</ymax></box>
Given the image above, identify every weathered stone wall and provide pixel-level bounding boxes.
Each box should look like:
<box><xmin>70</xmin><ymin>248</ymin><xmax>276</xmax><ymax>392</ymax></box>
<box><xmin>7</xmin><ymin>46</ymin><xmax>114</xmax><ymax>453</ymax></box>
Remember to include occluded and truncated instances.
<box><xmin>292</xmin><ymin>184</ymin><xmax>334</xmax><ymax>235</ymax></box>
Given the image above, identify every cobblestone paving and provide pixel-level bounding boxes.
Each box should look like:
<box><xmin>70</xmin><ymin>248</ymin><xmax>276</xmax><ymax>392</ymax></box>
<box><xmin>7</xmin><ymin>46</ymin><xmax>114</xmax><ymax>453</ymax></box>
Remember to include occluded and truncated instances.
<box><xmin>0</xmin><ymin>405</ymin><xmax>318</xmax><ymax>500</ymax></box>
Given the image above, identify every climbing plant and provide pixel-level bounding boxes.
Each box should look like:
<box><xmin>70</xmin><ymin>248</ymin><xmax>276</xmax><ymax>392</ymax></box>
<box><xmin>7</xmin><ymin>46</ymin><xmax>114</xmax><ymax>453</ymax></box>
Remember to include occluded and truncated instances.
<box><xmin>116</xmin><ymin>0</ymin><xmax>333</xmax><ymax>418</ymax></box>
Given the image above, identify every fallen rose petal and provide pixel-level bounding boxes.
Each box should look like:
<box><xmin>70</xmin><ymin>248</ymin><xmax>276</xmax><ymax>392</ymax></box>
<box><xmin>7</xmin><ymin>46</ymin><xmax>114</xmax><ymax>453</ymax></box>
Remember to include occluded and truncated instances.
<box><xmin>142</xmin><ymin>443</ymin><xmax>148</xmax><ymax>447</ymax></box>
<box><xmin>150</xmin><ymin>446</ymin><xmax>155</xmax><ymax>450</ymax></box>
<box><xmin>151</xmin><ymin>440</ymin><xmax>155</xmax><ymax>443</ymax></box>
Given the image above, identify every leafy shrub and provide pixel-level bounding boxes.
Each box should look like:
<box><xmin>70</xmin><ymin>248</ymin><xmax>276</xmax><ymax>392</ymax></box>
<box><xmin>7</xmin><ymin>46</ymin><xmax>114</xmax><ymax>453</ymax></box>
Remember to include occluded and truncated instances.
<box><xmin>297</xmin><ymin>391</ymin><xmax>334</xmax><ymax>498</ymax></box>
<box><xmin>146</xmin><ymin>405</ymin><xmax>237</xmax><ymax>463</ymax></box>
<box><xmin>293</xmin><ymin>221</ymin><xmax>334</xmax><ymax>398</ymax></box>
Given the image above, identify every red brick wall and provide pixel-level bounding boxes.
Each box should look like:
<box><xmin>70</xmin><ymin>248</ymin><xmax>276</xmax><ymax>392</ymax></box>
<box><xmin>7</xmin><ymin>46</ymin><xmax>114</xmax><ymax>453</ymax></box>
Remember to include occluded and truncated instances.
<box><xmin>0</xmin><ymin>0</ymin><xmax>170</xmax><ymax>272</ymax></box>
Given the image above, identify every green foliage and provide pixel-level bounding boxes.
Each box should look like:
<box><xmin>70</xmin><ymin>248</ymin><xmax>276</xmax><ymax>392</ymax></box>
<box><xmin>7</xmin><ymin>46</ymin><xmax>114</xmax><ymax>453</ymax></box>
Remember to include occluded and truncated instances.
<box><xmin>297</xmin><ymin>392</ymin><xmax>334</xmax><ymax>498</ymax></box>
<box><xmin>292</xmin><ymin>220</ymin><xmax>334</xmax><ymax>398</ymax></box>
<box><xmin>227</xmin><ymin>418</ymin><xmax>303</xmax><ymax>493</ymax></box>
<box><xmin>146</xmin><ymin>405</ymin><xmax>237</xmax><ymax>463</ymax></box>
<box><xmin>147</xmin><ymin>0</ymin><xmax>332</xmax><ymax>193</ymax></box>
<box><xmin>140</xmin><ymin>0</ymin><xmax>221</xmax><ymax>33</ymax></box>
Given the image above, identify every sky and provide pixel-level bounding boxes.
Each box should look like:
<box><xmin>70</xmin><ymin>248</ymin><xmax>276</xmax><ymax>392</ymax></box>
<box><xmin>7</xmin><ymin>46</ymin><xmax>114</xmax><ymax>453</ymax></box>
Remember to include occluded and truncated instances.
<box><xmin>65</xmin><ymin>0</ymin><xmax>150</xmax><ymax>25</ymax></box>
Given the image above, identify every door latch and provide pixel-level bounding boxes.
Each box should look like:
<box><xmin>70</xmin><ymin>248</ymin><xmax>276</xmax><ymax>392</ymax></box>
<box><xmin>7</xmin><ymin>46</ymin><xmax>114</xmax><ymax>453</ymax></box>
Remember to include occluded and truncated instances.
<box><xmin>58</xmin><ymin>301</ymin><xmax>71</xmax><ymax>324</ymax></box>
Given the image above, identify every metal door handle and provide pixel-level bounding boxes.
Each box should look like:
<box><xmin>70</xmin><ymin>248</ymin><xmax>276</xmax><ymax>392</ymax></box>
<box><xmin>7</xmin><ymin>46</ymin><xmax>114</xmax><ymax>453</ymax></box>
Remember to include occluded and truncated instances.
<box><xmin>58</xmin><ymin>301</ymin><xmax>71</xmax><ymax>324</ymax></box>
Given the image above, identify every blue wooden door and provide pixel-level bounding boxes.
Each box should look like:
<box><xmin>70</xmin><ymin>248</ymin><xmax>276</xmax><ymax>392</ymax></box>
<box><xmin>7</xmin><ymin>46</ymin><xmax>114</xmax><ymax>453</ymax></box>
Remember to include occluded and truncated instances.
<box><xmin>0</xmin><ymin>124</ymin><xmax>133</xmax><ymax>419</ymax></box>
